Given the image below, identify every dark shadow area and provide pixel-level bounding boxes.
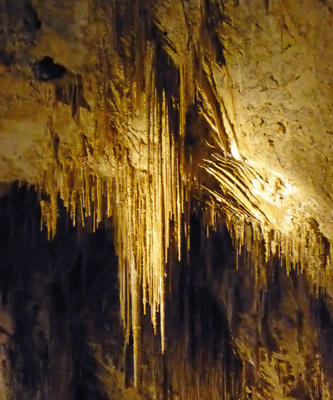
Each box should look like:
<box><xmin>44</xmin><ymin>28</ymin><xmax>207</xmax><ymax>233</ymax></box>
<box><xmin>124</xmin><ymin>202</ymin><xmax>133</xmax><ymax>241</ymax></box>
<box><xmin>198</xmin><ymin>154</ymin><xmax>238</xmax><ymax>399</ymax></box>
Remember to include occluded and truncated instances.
<box><xmin>33</xmin><ymin>56</ymin><xmax>67</xmax><ymax>82</ymax></box>
<box><xmin>0</xmin><ymin>183</ymin><xmax>122</xmax><ymax>400</ymax></box>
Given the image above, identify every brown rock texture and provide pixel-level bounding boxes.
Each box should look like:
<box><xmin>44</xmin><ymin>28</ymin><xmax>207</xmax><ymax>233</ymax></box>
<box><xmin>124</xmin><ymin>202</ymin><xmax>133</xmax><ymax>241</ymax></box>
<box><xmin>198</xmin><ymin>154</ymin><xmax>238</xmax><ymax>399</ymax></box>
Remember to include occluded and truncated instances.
<box><xmin>0</xmin><ymin>0</ymin><xmax>333</xmax><ymax>399</ymax></box>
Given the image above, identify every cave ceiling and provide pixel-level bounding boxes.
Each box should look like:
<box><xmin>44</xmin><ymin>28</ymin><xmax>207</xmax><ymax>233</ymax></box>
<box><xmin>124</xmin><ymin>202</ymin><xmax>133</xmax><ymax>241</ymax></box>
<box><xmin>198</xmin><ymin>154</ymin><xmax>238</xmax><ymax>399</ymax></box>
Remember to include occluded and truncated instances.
<box><xmin>0</xmin><ymin>0</ymin><xmax>333</xmax><ymax>399</ymax></box>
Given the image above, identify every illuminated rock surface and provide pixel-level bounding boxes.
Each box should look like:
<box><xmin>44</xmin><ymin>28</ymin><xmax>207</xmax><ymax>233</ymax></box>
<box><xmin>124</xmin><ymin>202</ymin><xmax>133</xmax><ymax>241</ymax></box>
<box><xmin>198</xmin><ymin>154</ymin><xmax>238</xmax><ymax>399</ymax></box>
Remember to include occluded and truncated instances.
<box><xmin>0</xmin><ymin>0</ymin><xmax>333</xmax><ymax>399</ymax></box>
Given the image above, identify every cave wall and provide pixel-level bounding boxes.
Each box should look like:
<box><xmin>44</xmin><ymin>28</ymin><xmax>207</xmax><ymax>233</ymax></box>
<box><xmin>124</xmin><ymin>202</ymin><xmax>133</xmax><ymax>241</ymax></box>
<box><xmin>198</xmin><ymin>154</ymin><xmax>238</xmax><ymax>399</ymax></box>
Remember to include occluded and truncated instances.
<box><xmin>1</xmin><ymin>0</ymin><xmax>333</xmax><ymax>238</ymax></box>
<box><xmin>0</xmin><ymin>0</ymin><xmax>333</xmax><ymax>399</ymax></box>
<box><xmin>1</xmin><ymin>185</ymin><xmax>333</xmax><ymax>399</ymax></box>
<box><xmin>0</xmin><ymin>185</ymin><xmax>148</xmax><ymax>400</ymax></box>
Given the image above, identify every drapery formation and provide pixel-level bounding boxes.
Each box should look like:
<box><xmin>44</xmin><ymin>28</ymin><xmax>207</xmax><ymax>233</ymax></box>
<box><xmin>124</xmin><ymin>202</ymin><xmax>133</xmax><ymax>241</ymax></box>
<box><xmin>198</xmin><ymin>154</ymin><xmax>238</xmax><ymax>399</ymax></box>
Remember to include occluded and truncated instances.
<box><xmin>1</xmin><ymin>0</ymin><xmax>333</xmax><ymax>398</ymax></box>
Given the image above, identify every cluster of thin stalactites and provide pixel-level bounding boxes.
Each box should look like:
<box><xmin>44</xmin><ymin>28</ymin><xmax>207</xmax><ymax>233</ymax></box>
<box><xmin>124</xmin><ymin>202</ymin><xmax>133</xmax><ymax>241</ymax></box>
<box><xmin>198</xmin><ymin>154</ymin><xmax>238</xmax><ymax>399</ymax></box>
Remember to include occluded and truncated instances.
<box><xmin>29</xmin><ymin>0</ymin><xmax>333</xmax><ymax>392</ymax></box>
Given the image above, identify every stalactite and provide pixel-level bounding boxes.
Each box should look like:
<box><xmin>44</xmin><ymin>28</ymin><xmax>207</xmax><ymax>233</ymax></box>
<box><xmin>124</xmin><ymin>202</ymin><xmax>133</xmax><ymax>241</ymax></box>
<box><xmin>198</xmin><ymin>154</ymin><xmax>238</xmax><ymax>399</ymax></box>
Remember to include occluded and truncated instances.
<box><xmin>25</xmin><ymin>0</ymin><xmax>333</xmax><ymax>398</ymax></box>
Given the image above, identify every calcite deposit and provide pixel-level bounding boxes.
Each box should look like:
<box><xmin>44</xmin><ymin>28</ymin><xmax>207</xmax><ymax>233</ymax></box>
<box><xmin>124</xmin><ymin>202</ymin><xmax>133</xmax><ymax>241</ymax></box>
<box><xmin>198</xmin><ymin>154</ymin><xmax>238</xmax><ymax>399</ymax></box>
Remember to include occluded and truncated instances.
<box><xmin>0</xmin><ymin>0</ymin><xmax>333</xmax><ymax>399</ymax></box>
